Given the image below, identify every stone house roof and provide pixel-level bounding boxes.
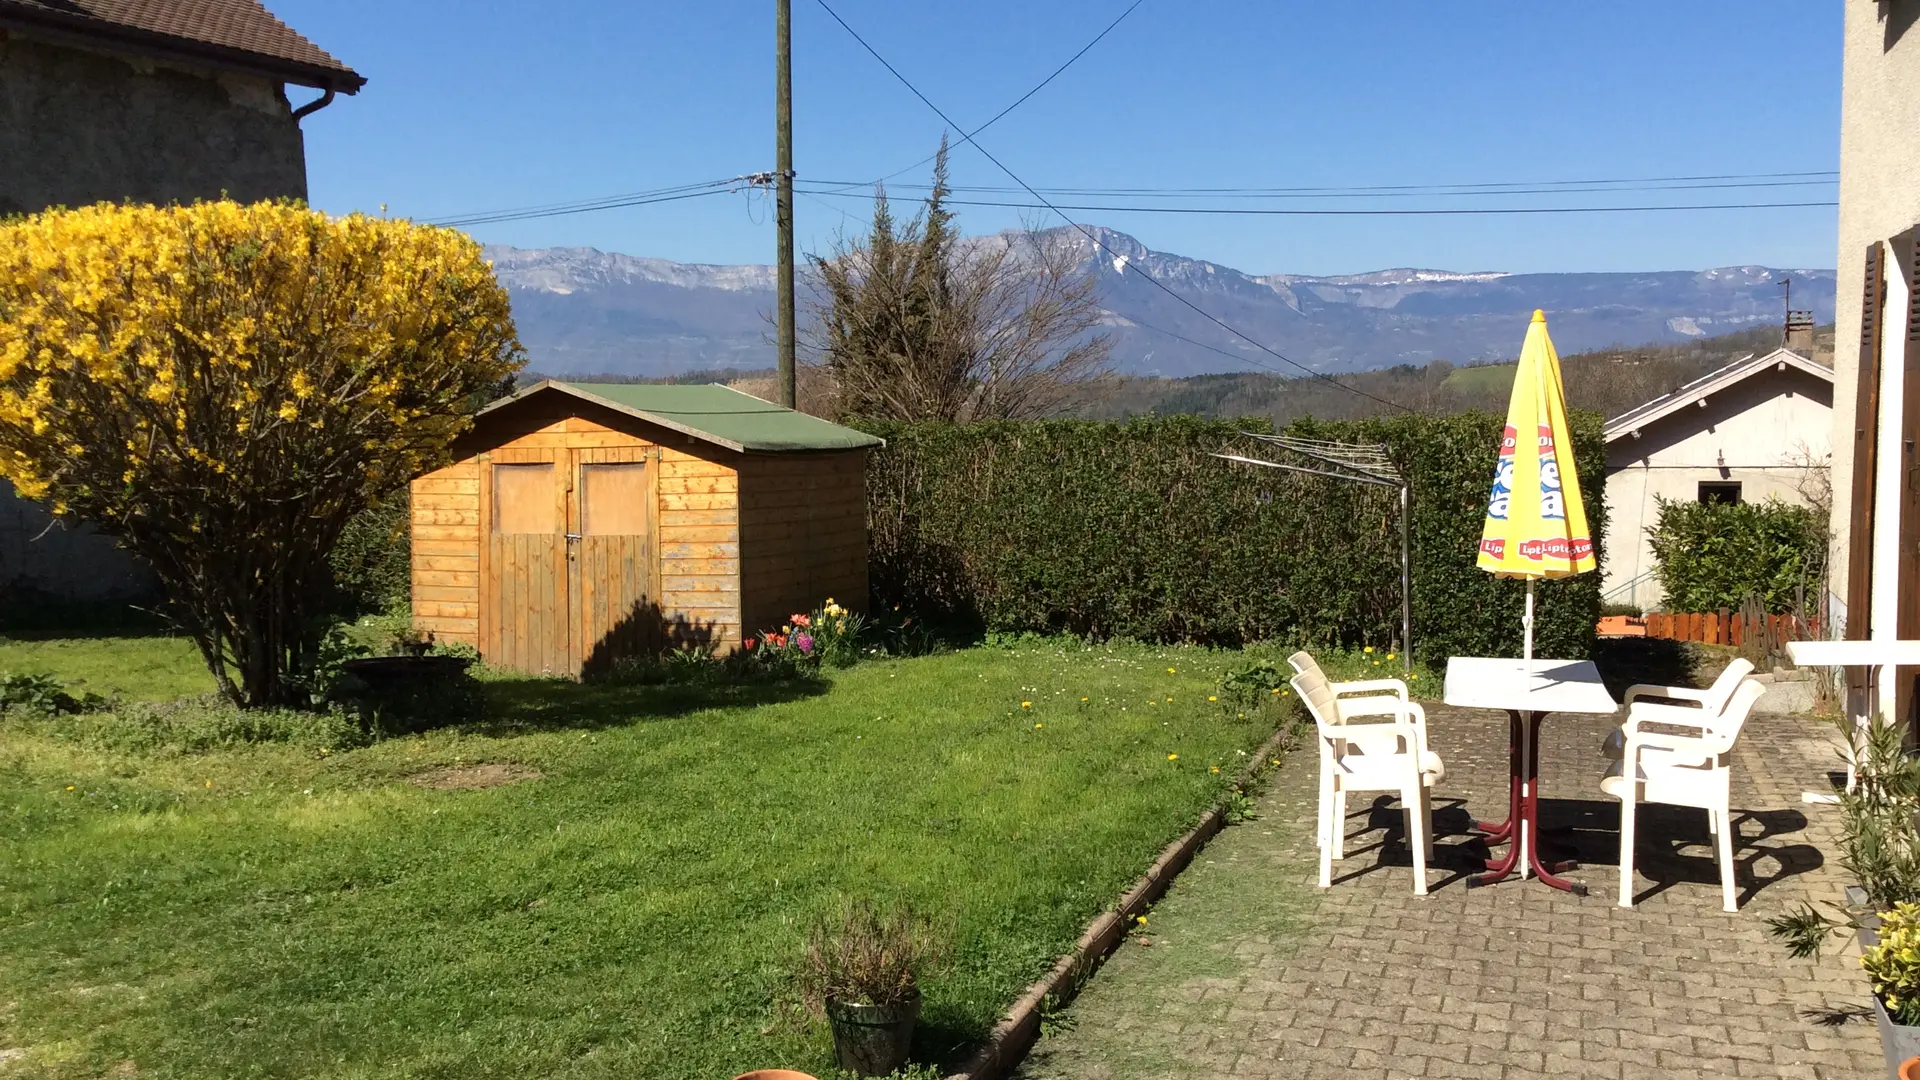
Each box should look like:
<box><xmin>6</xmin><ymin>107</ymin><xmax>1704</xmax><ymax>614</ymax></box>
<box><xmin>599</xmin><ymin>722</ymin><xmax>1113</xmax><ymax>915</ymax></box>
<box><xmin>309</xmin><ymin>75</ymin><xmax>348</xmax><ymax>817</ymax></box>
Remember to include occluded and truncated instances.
<box><xmin>0</xmin><ymin>0</ymin><xmax>364</xmax><ymax>91</ymax></box>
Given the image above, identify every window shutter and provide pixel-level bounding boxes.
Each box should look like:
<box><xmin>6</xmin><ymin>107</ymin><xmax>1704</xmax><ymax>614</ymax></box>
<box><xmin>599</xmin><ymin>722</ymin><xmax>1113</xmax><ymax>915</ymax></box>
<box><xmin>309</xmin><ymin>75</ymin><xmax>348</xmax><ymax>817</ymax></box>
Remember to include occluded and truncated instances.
<box><xmin>1848</xmin><ymin>240</ymin><xmax>1885</xmax><ymax>643</ymax></box>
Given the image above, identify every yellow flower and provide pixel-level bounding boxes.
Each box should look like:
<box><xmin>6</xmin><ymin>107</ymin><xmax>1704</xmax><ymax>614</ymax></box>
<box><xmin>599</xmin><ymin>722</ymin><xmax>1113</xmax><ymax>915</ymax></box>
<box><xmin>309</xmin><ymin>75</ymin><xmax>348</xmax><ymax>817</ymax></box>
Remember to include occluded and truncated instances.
<box><xmin>1270</xmin><ymin>688</ymin><xmax>1281</xmax><ymax>694</ymax></box>
<box><xmin>65</xmin><ymin>785</ymin><xmax>74</xmax><ymax>791</ymax></box>
<box><xmin>1081</xmin><ymin>696</ymin><xmax>1089</xmax><ymax>702</ymax></box>
<box><xmin>1270</xmin><ymin>758</ymin><xmax>1281</xmax><ymax>766</ymax></box>
<box><xmin>1207</xmin><ymin>695</ymin><xmax>1217</xmax><ymax>702</ymax></box>
<box><xmin>1210</xmin><ymin>766</ymin><xmax>1221</xmax><ymax>774</ymax></box>
<box><xmin>1021</xmin><ymin>701</ymin><xmax>1032</xmax><ymax>708</ymax></box>
<box><xmin>1035</xmin><ymin>722</ymin><xmax>1043</xmax><ymax>729</ymax></box>
<box><xmin>1167</xmin><ymin>753</ymin><xmax>1178</xmax><ymax>761</ymax></box>
<box><xmin>204</xmin><ymin>780</ymin><xmax>212</xmax><ymax>788</ymax></box>
<box><xmin>1167</xmin><ymin>668</ymin><xmax>1176</xmax><ymax>675</ymax></box>
<box><xmin>1363</xmin><ymin>646</ymin><xmax>1374</xmax><ymax>654</ymax></box>
<box><xmin>1387</xmin><ymin>653</ymin><xmax>1397</xmax><ymax>661</ymax></box>
<box><xmin>1373</xmin><ymin>660</ymin><xmax>1381</xmax><ymax>666</ymax></box>
<box><xmin>1135</xmin><ymin>915</ymin><xmax>1148</xmax><ymax>926</ymax></box>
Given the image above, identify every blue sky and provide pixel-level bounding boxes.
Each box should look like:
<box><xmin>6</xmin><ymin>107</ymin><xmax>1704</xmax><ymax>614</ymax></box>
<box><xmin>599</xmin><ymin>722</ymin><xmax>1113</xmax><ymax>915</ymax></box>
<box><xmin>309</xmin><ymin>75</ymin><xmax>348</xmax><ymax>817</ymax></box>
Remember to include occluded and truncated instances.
<box><xmin>280</xmin><ymin>1</ymin><xmax>1840</xmax><ymax>276</ymax></box>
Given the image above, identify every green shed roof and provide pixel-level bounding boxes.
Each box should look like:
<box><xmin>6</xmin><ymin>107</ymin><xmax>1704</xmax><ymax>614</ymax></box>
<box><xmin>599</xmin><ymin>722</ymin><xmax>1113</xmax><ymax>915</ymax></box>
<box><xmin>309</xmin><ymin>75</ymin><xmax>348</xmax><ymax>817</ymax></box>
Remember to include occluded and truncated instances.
<box><xmin>479</xmin><ymin>380</ymin><xmax>883</xmax><ymax>454</ymax></box>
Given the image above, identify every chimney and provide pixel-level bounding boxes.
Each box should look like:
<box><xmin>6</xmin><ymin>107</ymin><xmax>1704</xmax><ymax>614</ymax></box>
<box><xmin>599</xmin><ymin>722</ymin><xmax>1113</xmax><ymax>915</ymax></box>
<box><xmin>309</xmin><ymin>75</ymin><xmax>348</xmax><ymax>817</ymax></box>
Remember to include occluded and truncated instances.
<box><xmin>1784</xmin><ymin>309</ymin><xmax>1815</xmax><ymax>355</ymax></box>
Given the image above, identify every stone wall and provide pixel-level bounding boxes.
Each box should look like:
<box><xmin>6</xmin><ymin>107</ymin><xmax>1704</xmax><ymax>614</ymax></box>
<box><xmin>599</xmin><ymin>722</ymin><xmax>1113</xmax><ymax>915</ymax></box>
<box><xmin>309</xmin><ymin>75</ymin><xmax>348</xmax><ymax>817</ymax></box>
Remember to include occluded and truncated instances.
<box><xmin>0</xmin><ymin>31</ymin><xmax>314</xmax><ymax>603</ymax></box>
<box><xmin>0</xmin><ymin>33</ymin><xmax>309</xmax><ymax>216</ymax></box>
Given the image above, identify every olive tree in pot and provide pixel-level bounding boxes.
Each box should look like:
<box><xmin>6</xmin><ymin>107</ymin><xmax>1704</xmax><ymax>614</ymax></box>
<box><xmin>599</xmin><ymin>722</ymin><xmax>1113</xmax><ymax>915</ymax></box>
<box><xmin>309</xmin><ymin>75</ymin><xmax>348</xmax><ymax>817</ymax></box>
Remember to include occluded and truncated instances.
<box><xmin>1769</xmin><ymin>712</ymin><xmax>1920</xmax><ymax>1079</ymax></box>
<box><xmin>798</xmin><ymin>902</ymin><xmax>947</xmax><ymax>1077</ymax></box>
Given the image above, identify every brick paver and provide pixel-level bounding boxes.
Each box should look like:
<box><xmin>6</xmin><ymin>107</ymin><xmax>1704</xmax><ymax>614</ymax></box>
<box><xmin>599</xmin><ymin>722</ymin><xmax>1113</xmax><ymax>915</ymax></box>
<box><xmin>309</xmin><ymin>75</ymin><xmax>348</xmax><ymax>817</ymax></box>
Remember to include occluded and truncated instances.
<box><xmin>1017</xmin><ymin>705</ymin><xmax>1882</xmax><ymax>1078</ymax></box>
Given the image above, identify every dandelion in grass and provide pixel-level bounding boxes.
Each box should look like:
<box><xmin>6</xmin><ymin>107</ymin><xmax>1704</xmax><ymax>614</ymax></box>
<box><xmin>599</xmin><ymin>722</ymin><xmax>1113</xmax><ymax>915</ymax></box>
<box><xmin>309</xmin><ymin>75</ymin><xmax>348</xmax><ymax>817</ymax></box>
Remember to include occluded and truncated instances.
<box><xmin>1167</xmin><ymin>753</ymin><xmax>1178</xmax><ymax>761</ymax></box>
<box><xmin>1135</xmin><ymin>915</ymin><xmax>1148</xmax><ymax>927</ymax></box>
<box><xmin>1166</xmin><ymin>668</ymin><xmax>1176</xmax><ymax>675</ymax></box>
<box><xmin>1387</xmin><ymin>653</ymin><xmax>1397</xmax><ymax>661</ymax></box>
<box><xmin>1021</xmin><ymin>701</ymin><xmax>1032</xmax><ymax>709</ymax></box>
<box><xmin>1035</xmin><ymin>723</ymin><xmax>1043</xmax><ymax>729</ymax></box>
<box><xmin>1210</xmin><ymin>766</ymin><xmax>1221</xmax><ymax>774</ymax></box>
<box><xmin>65</xmin><ymin>785</ymin><xmax>73</xmax><ymax>791</ymax></box>
<box><xmin>1081</xmin><ymin>696</ymin><xmax>1089</xmax><ymax>702</ymax></box>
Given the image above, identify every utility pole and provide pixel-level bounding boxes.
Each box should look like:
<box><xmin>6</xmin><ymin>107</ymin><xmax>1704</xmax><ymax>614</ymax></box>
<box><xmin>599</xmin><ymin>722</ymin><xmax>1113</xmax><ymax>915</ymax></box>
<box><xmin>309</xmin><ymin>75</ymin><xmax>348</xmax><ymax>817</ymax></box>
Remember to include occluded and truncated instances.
<box><xmin>775</xmin><ymin>0</ymin><xmax>797</xmax><ymax>408</ymax></box>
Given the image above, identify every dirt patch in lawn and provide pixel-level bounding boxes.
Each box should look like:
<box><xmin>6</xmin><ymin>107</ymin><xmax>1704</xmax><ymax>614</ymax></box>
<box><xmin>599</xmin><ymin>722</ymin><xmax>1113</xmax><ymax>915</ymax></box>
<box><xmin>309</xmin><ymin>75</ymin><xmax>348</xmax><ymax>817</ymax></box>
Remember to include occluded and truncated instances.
<box><xmin>408</xmin><ymin>763</ymin><xmax>542</xmax><ymax>791</ymax></box>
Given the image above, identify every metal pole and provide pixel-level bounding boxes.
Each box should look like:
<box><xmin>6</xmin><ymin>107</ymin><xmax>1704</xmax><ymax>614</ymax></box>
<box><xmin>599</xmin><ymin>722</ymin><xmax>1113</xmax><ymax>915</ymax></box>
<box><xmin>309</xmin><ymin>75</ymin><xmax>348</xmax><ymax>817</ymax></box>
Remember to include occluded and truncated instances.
<box><xmin>775</xmin><ymin>0</ymin><xmax>797</xmax><ymax>408</ymax></box>
<box><xmin>1400</xmin><ymin>481</ymin><xmax>1412</xmax><ymax>674</ymax></box>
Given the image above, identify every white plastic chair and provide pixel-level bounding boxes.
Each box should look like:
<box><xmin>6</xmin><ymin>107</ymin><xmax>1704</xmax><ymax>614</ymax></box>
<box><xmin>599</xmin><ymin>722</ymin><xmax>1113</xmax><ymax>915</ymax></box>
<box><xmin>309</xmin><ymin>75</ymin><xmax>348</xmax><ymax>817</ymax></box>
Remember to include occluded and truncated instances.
<box><xmin>1600</xmin><ymin>658</ymin><xmax>1755</xmax><ymax>761</ymax></box>
<box><xmin>1291</xmin><ymin>662</ymin><xmax>1444</xmax><ymax>895</ymax></box>
<box><xmin>1603</xmin><ymin>677</ymin><xmax>1766</xmax><ymax>912</ymax></box>
<box><xmin>1288</xmin><ymin>651</ymin><xmax>1428</xmax><ymax>854</ymax></box>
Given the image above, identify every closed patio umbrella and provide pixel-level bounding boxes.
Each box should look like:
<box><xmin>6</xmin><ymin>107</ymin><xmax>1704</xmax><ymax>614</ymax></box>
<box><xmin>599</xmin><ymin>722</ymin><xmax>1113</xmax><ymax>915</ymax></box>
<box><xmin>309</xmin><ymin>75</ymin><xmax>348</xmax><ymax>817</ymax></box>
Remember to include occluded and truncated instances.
<box><xmin>1476</xmin><ymin>310</ymin><xmax>1596</xmax><ymax>666</ymax></box>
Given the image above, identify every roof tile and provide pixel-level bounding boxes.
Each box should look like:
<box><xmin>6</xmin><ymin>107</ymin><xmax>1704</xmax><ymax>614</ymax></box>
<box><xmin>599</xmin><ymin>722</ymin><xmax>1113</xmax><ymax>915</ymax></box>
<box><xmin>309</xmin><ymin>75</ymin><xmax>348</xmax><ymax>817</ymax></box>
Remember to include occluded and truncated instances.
<box><xmin>0</xmin><ymin>0</ymin><xmax>361</xmax><ymax>86</ymax></box>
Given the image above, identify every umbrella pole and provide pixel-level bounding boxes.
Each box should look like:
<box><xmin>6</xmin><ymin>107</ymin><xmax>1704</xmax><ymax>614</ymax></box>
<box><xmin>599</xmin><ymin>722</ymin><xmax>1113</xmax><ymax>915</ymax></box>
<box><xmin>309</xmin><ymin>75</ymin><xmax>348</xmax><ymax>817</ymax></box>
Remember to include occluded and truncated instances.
<box><xmin>1523</xmin><ymin>578</ymin><xmax>1535</xmax><ymax>673</ymax></box>
<box><xmin>1521</xmin><ymin>577</ymin><xmax>1535</xmax><ymax>879</ymax></box>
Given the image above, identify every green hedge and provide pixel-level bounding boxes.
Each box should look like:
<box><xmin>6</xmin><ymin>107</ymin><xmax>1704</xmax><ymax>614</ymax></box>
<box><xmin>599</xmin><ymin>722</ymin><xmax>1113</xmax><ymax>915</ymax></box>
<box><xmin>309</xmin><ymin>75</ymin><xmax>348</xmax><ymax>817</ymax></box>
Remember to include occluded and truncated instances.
<box><xmin>328</xmin><ymin>492</ymin><xmax>412</xmax><ymax>616</ymax></box>
<box><xmin>1647</xmin><ymin>497</ymin><xmax>1827</xmax><ymax>614</ymax></box>
<box><xmin>857</xmin><ymin>411</ymin><xmax>1606</xmax><ymax>662</ymax></box>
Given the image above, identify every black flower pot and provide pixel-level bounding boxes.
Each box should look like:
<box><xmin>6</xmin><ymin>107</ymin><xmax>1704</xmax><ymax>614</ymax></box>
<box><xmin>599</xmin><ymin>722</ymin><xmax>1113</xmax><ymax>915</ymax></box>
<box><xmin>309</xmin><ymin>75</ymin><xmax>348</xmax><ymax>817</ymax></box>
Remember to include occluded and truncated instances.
<box><xmin>825</xmin><ymin>991</ymin><xmax>919</xmax><ymax>1076</ymax></box>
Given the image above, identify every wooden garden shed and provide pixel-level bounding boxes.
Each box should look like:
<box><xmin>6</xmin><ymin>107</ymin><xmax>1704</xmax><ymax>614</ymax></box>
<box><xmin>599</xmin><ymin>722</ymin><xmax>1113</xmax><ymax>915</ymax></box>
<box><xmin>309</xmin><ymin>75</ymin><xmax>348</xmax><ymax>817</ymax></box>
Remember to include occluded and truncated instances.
<box><xmin>409</xmin><ymin>381</ymin><xmax>881</xmax><ymax>676</ymax></box>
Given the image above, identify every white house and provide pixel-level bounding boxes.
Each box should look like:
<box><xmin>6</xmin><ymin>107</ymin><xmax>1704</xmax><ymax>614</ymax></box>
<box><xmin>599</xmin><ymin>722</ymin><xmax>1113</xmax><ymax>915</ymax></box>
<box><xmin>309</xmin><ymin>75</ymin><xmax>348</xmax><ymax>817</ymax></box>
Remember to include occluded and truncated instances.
<box><xmin>1601</xmin><ymin>347</ymin><xmax>1834</xmax><ymax>611</ymax></box>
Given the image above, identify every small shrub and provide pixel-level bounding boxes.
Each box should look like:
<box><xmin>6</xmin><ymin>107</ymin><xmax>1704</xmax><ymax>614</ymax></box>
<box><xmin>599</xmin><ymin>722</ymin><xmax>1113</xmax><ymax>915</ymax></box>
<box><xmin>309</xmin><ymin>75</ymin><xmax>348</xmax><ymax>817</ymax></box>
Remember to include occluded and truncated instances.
<box><xmin>1770</xmin><ymin>712</ymin><xmax>1920</xmax><ymax>957</ymax></box>
<box><xmin>798</xmin><ymin>901</ymin><xmax>948</xmax><ymax>1011</ymax></box>
<box><xmin>1864</xmin><ymin>902</ymin><xmax>1920</xmax><ymax>1024</ymax></box>
<box><xmin>0</xmin><ymin>671</ymin><xmax>105</xmax><ymax>715</ymax></box>
<box><xmin>1647</xmin><ymin>497</ymin><xmax>1827</xmax><ymax>614</ymax></box>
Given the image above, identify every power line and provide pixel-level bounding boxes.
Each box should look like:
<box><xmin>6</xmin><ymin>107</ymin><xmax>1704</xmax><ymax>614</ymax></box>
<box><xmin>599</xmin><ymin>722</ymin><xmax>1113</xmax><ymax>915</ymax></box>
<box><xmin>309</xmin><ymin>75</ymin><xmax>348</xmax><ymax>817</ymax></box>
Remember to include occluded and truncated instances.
<box><xmin>816</xmin><ymin>0</ymin><xmax>1149</xmax><ymax>193</ymax></box>
<box><xmin>795</xmin><ymin>187</ymin><xmax>1837</xmax><ymax>217</ymax></box>
<box><xmin>810</xmin><ymin>0</ymin><xmax>1413</xmax><ymax>413</ymax></box>
<box><xmin>806</xmin><ymin>177</ymin><xmax>1838</xmax><ymax>200</ymax></box>
<box><xmin>426</xmin><ymin>177</ymin><xmax>748</xmax><ymax>228</ymax></box>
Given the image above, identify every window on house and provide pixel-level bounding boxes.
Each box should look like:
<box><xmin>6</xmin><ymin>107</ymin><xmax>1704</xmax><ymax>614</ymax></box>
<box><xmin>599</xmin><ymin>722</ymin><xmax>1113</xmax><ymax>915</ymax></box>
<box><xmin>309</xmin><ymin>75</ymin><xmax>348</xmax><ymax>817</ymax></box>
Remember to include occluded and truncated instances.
<box><xmin>1697</xmin><ymin>481</ymin><xmax>1742</xmax><ymax>505</ymax></box>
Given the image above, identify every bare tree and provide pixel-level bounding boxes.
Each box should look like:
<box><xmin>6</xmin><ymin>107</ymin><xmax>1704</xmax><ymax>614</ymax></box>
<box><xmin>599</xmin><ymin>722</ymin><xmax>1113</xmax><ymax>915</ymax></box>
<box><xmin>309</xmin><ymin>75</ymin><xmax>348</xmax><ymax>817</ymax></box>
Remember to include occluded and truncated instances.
<box><xmin>805</xmin><ymin>139</ymin><xmax>1111</xmax><ymax>422</ymax></box>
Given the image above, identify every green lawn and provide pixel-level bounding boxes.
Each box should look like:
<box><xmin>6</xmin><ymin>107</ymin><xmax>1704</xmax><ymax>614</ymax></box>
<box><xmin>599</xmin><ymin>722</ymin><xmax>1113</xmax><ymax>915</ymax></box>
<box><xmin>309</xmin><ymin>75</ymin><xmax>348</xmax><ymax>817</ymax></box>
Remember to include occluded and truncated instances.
<box><xmin>0</xmin><ymin>633</ymin><xmax>213</xmax><ymax>702</ymax></box>
<box><xmin>0</xmin><ymin>637</ymin><xmax>1294</xmax><ymax>1079</ymax></box>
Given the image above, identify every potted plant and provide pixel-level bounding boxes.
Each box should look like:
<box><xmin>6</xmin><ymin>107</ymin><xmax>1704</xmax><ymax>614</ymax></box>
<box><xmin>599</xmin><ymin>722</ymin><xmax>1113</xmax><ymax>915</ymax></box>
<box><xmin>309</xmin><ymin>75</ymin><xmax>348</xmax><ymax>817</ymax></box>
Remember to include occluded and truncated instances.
<box><xmin>1865</xmin><ymin>904</ymin><xmax>1920</xmax><ymax>1070</ymax></box>
<box><xmin>1770</xmin><ymin>712</ymin><xmax>1920</xmax><ymax>1079</ymax></box>
<box><xmin>798</xmin><ymin>902</ymin><xmax>946</xmax><ymax>1077</ymax></box>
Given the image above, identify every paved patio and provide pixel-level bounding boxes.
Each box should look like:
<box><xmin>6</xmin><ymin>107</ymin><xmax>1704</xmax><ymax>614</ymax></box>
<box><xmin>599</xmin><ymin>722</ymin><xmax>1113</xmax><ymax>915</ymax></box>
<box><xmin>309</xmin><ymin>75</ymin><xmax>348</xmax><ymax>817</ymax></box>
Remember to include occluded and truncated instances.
<box><xmin>1017</xmin><ymin>703</ymin><xmax>1882</xmax><ymax>1078</ymax></box>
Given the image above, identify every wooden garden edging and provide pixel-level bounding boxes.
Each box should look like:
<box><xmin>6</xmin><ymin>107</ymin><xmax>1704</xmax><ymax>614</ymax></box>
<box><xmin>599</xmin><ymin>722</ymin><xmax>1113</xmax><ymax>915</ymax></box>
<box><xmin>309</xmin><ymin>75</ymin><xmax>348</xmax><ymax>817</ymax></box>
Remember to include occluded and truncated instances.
<box><xmin>949</xmin><ymin>722</ymin><xmax>1297</xmax><ymax>1080</ymax></box>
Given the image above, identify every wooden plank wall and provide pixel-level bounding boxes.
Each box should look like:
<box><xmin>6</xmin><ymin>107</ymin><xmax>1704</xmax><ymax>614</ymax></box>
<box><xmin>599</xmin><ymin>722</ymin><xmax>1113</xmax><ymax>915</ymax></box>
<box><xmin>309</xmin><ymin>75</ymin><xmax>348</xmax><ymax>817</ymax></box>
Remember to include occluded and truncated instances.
<box><xmin>410</xmin><ymin>460</ymin><xmax>480</xmax><ymax>643</ymax></box>
<box><xmin>658</xmin><ymin>446</ymin><xmax>742</xmax><ymax>648</ymax></box>
<box><xmin>737</xmin><ymin>450</ymin><xmax>869</xmax><ymax>638</ymax></box>
<box><xmin>413</xmin><ymin>395</ymin><xmax>743</xmax><ymax>657</ymax></box>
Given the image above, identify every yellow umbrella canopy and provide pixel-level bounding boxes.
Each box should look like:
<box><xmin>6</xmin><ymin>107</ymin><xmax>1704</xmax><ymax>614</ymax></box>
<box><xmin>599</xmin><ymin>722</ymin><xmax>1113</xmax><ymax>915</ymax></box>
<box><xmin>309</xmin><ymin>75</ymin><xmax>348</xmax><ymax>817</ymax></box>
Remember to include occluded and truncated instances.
<box><xmin>1476</xmin><ymin>310</ymin><xmax>1595</xmax><ymax>659</ymax></box>
<box><xmin>1477</xmin><ymin>310</ymin><xmax>1595</xmax><ymax>578</ymax></box>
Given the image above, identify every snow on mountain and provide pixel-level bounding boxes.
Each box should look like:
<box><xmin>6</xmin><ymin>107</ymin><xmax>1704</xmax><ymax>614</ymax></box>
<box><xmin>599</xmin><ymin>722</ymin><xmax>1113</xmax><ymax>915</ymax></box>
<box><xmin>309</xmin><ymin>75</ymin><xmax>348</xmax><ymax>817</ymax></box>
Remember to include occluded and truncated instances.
<box><xmin>480</xmin><ymin>231</ymin><xmax>1837</xmax><ymax>378</ymax></box>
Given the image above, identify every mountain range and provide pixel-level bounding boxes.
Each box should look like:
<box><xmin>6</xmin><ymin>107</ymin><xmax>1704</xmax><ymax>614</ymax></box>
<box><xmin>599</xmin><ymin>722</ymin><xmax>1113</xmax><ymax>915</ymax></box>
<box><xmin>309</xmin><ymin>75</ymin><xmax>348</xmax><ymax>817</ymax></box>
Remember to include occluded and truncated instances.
<box><xmin>484</xmin><ymin>228</ymin><xmax>1835</xmax><ymax>378</ymax></box>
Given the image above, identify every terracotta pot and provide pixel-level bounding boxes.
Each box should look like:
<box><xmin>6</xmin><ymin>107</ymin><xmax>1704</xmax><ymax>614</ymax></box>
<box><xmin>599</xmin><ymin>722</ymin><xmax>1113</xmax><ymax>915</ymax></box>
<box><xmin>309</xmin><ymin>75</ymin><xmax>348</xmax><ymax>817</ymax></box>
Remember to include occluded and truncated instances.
<box><xmin>1901</xmin><ymin>1057</ymin><xmax>1920</xmax><ymax>1080</ymax></box>
<box><xmin>730</xmin><ymin>1072</ymin><xmax>820</xmax><ymax>1080</ymax></box>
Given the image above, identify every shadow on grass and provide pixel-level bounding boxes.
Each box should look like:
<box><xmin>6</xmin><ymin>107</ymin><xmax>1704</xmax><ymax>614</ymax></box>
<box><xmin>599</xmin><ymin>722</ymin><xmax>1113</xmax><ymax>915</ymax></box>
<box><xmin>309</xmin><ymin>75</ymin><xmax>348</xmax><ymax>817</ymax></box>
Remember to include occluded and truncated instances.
<box><xmin>472</xmin><ymin>673</ymin><xmax>831</xmax><ymax>735</ymax></box>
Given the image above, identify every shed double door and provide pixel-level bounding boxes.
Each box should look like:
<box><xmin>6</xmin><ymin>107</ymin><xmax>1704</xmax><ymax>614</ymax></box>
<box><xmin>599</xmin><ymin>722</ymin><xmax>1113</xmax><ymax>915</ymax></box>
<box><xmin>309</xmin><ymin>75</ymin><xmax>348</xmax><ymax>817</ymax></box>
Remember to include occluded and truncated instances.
<box><xmin>480</xmin><ymin>446</ymin><xmax>659</xmax><ymax>676</ymax></box>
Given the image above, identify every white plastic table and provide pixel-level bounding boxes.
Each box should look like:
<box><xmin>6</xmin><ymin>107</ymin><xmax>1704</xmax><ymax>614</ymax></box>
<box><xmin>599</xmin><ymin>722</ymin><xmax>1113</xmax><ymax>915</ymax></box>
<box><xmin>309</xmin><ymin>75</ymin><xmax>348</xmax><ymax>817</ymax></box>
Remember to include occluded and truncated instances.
<box><xmin>1444</xmin><ymin>657</ymin><xmax>1619</xmax><ymax>894</ymax></box>
<box><xmin>1784</xmin><ymin>639</ymin><xmax>1920</xmax><ymax>796</ymax></box>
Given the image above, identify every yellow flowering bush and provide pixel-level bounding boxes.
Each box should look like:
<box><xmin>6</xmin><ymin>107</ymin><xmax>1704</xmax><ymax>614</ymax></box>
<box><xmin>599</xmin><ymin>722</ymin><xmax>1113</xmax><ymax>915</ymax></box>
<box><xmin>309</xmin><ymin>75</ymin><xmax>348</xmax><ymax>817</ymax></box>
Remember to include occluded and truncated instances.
<box><xmin>0</xmin><ymin>200</ymin><xmax>522</xmax><ymax>706</ymax></box>
<box><xmin>1864</xmin><ymin>902</ymin><xmax>1920</xmax><ymax>1024</ymax></box>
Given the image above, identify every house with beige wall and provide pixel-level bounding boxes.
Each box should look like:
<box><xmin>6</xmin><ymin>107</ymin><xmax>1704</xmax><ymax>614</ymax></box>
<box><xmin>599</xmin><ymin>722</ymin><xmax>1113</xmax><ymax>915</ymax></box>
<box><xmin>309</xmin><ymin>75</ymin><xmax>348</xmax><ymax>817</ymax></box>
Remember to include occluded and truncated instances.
<box><xmin>1832</xmin><ymin>0</ymin><xmax>1920</xmax><ymax>725</ymax></box>
<box><xmin>1602</xmin><ymin>348</ymin><xmax>1834</xmax><ymax>611</ymax></box>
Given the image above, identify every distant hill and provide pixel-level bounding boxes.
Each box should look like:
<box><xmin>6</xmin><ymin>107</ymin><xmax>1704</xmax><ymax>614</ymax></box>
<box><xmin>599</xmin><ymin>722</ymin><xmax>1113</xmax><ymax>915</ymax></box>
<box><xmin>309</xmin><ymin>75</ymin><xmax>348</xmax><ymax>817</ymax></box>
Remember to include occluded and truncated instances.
<box><xmin>1078</xmin><ymin>321</ymin><xmax>1831</xmax><ymax>424</ymax></box>
<box><xmin>484</xmin><ymin>231</ymin><xmax>1835</xmax><ymax>379</ymax></box>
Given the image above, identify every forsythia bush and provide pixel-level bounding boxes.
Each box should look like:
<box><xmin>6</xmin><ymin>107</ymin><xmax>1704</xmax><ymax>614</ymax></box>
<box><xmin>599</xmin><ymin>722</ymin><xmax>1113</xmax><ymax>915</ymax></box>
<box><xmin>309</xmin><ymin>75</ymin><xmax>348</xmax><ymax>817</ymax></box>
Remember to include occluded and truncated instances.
<box><xmin>0</xmin><ymin>201</ymin><xmax>522</xmax><ymax>706</ymax></box>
